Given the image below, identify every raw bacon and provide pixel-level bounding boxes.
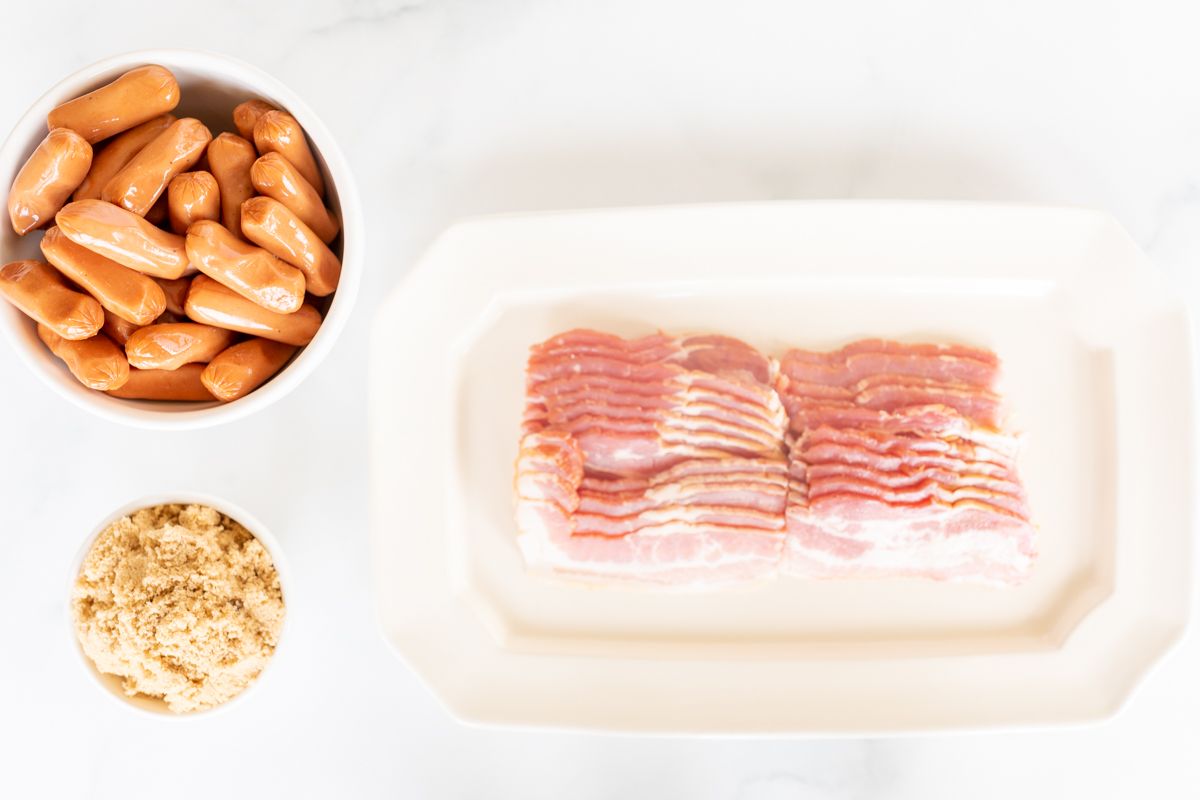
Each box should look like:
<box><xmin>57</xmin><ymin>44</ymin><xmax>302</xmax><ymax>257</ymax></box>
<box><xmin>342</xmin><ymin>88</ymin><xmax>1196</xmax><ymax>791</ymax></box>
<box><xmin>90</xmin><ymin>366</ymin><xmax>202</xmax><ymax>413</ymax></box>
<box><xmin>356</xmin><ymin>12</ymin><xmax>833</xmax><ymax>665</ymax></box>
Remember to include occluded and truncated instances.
<box><xmin>523</xmin><ymin>329</ymin><xmax>787</xmax><ymax>478</ymax></box>
<box><xmin>785</xmin><ymin>497</ymin><xmax>1036</xmax><ymax>584</ymax></box>
<box><xmin>513</xmin><ymin>331</ymin><xmax>1037</xmax><ymax>587</ymax></box>
<box><xmin>514</xmin><ymin>432</ymin><xmax>787</xmax><ymax>584</ymax></box>
<box><xmin>780</xmin><ymin>340</ymin><xmax>999</xmax><ymax>388</ymax></box>
<box><xmin>779</xmin><ymin>341</ymin><xmax>1035</xmax><ymax>585</ymax></box>
<box><xmin>515</xmin><ymin>331</ymin><xmax>788</xmax><ymax>585</ymax></box>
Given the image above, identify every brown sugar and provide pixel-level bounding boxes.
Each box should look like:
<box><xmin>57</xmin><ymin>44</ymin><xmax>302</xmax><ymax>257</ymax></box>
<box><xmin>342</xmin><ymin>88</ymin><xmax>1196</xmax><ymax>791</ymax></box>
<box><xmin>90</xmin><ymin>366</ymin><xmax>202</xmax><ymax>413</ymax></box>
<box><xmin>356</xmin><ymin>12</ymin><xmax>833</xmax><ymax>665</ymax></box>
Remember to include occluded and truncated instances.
<box><xmin>71</xmin><ymin>503</ymin><xmax>285</xmax><ymax>713</ymax></box>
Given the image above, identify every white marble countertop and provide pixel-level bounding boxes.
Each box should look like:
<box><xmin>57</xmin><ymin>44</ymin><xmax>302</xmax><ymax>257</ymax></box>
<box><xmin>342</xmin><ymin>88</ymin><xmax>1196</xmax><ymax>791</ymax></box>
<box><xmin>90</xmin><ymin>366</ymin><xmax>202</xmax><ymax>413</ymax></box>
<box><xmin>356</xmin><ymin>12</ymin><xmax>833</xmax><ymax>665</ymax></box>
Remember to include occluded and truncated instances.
<box><xmin>2</xmin><ymin>0</ymin><xmax>1198</xmax><ymax>796</ymax></box>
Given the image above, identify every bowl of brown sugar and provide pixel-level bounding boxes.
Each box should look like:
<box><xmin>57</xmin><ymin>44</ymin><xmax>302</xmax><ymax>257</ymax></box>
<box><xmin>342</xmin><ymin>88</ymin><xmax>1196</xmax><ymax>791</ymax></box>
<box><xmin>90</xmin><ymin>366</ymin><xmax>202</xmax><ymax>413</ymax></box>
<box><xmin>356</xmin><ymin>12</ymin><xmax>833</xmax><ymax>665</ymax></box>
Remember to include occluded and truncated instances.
<box><xmin>69</xmin><ymin>493</ymin><xmax>287</xmax><ymax>716</ymax></box>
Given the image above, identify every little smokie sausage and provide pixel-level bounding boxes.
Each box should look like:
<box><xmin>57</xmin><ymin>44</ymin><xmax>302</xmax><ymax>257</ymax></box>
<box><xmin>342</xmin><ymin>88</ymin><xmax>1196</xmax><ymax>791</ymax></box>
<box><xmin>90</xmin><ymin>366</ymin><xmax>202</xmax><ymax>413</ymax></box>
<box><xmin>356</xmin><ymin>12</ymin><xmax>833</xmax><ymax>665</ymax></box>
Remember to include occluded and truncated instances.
<box><xmin>252</xmin><ymin>111</ymin><xmax>324</xmax><ymax>197</ymax></box>
<box><xmin>102</xmin><ymin>118</ymin><xmax>212</xmax><ymax>216</ymax></box>
<box><xmin>154</xmin><ymin>276</ymin><xmax>192</xmax><ymax>315</ymax></box>
<box><xmin>8</xmin><ymin>128</ymin><xmax>93</xmax><ymax>235</ymax></box>
<box><xmin>186</xmin><ymin>220</ymin><xmax>305</xmax><ymax>314</ymax></box>
<box><xmin>106</xmin><ymin>363</ymin><xmax>214</xmax><ymax>401</ymax></box>
<box><xmin>40</xmin><ymin>226</ymin><xmax>166</xmax><ymax>325</ymax></box>
<box><xmin>0</xmin><ymin>260</ymin><xmax>103</xmax><ymax>340</ymax></box>
<box><xmin>47</xmin><ymin>65</ymin><xmax>180</xmax><ymax>144</ymax></box>
<box><xmin>167</xmin><ymin>171</ymin><xmax>220</xmax><ymax>234</ymax></box>
<box><xmin>125</xmin><ymin>322</ymin><xmax>236</xmax><ymax>370</ymax></box>
<box><xmin>74</xmin><ymin>114</ymin><xmax>175</xmax><ymax>201</ymax></box>
<box><xmin>185</xmin><ymin>274</ymin><xmax>321</xmax><ymax>346</ymax></box>
<box><xmin>201</xmin><ymin>338</ymin><xmax>297</xmax><ymax>402</ymax></box>
<box><xmin>249</xmin><ymin>152</ymin><xmax>339</xmax><ymax>243</ymax></box>
<box><xmin>55</xmin><ymin>199</ymin><xmax>189</xmax><ymax>279</ymax></box>
<box><xmin>232</xmin><ymin>99</ymin><xmax>278</xmax><ymax>141</ymax></box>
<box><xmin>240</xmin><ymin>196</ymin><xmax>340</xmax><ymax>296</ymax></box>
<box><xmin>37</xmin><ymin>324</ymin><xmax>129</xmax><ymax>390</ymax></box>
<box><xmin>206</xmin><ymin>133</ymin><xmax>257</xmax><ymax>236</ymax></box>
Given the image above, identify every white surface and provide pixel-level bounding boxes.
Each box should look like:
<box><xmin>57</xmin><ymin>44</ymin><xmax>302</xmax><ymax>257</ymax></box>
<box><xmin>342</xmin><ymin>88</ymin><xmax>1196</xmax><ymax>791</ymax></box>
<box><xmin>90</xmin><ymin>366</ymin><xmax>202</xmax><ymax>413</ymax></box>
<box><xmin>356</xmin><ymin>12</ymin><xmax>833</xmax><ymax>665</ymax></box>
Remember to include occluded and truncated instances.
<box><xmin>0</xmin><ymin>49</ymin><xmax>362</xmax><ymax>429</ymax></box>
<box><xmin>1</xmin><ymin>0</ymin><xmax>1199</xmax><ymax>795</ymax></box>
<box><xmin>370</xmin><ymin>202</ymin><xmax>1192</xmax><ymax>733</ymax></box>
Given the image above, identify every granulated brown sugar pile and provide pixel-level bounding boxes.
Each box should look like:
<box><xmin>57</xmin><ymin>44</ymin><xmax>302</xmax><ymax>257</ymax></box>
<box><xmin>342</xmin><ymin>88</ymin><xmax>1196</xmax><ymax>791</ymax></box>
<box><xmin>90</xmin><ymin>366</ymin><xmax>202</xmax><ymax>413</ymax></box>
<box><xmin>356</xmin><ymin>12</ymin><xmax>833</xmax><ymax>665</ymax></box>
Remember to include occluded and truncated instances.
<box><xmin>71</xmin><ymin>503</ymin><xmax>285</xmax><ymax>713</ymax></box>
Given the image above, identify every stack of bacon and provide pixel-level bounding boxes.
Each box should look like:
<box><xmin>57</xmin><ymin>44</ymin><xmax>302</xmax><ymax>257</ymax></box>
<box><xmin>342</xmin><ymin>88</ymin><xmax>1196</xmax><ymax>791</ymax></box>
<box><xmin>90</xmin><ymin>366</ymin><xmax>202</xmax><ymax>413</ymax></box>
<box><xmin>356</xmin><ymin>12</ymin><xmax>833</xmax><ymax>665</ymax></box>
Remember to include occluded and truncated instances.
<box><xmin>777</xmin><ymin>340</ymin><xmax>1036</xmax><ymax>584</ymax></box>
<box><xmin>513</xmin><ymin>330</ymin><xmax>1037</xmax><ymax>587</ymax></box>
<box><xmin>514</xmin><ymin>330</ymin><xmax>790</xmax><ymax>584</ymax></box>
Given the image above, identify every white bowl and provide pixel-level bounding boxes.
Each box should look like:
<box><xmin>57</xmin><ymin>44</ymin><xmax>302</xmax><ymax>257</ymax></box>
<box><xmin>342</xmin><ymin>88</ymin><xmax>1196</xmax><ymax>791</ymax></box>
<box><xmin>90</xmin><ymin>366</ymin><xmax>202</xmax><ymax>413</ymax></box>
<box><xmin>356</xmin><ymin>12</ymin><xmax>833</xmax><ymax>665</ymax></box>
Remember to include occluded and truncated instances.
<box><xmin>0</xmin><ymin>49</ymin><xmax>362</xmax><ymax>429</ymax></box>
<box><xmin>67</xmin><ymin>491</ymin><xmax>291</xmax><ymax>718</ymax></box>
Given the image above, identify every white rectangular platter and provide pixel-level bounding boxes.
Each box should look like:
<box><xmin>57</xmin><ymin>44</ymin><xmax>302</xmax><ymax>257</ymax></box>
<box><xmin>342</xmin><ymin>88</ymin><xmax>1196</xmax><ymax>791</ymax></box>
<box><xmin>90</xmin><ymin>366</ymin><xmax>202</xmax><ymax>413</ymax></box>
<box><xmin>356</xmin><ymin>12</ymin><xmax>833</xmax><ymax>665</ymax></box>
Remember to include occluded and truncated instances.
<box><xmin>368</xmin><ymin>202</ymin><xmax>1193</xmax><ymax>734</ymax></box>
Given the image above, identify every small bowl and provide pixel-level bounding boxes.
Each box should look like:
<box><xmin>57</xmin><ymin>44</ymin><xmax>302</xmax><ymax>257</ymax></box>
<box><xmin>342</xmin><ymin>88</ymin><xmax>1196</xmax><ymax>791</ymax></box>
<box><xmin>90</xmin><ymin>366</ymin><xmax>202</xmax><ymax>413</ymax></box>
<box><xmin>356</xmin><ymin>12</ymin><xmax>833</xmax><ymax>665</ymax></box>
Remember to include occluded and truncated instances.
<box><xmin>67</xmin><ymin>491</ymin><xmax>290</xmax><ymax>718</ymax></box>
<box><xmin>0</xmin><ymin>49</ymin><xmax>362</xmax><ymax>429</ymax></box>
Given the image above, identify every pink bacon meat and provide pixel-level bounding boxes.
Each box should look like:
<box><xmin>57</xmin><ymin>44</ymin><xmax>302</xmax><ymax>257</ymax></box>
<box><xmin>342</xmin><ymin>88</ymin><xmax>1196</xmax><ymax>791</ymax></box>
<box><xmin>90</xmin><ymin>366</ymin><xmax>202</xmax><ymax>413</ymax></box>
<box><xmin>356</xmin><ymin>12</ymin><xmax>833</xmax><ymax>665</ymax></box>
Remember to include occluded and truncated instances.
<box><xmin>515</xmin><ymin>430</ymin><xmax>786</xmax><ymax>585</ymax></box>
<box><xmin>524</xmin><ymin>330</ymin><xmax>787</xmax><ymax>478</ymax></box>
<box><xmin>514</xmin><ymin>330</ymin><xmax>789</xmax><ymax>586</ymax></box>
<box><xmin>779</xmin><ymin>341</ymin><xmax>1036</xmax><ymax>585</ymax></box>
<box><xmin>513</xmin><ymin>331</ymin><xmax>1037</xmax><ymax>587</ymax></box>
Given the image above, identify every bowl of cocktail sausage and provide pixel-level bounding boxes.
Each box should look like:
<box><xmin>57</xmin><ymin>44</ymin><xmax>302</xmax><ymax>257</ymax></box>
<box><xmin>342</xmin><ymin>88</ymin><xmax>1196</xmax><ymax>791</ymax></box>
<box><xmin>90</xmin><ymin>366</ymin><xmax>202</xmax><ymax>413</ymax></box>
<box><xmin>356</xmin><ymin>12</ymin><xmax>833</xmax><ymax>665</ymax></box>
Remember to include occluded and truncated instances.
<box><xmin>0</xmin><ymin>49</ymin><xmax>361</xmax><ymax>428</ymax></box>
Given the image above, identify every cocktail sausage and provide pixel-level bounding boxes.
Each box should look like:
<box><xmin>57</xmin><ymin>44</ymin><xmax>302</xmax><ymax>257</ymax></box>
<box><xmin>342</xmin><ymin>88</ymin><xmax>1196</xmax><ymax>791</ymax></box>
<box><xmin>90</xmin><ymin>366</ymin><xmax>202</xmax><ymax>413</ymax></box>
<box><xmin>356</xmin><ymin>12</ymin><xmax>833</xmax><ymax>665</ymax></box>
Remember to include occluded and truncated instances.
<box><xmin>0</xmin><ymin>259</ymin><xmax>103</xmax><ymax>340</ymax></box>
<box><xmin>47</xmin><ymin>65</ymin><xmax>180</xmax><ymax>143</ymax></box>
<box><xmin>56</xmin><ymin>199</ymin><xmax>189</xmax><ymax>279</ymax></box>
<box><xmin>8</xmin><ymin>128</ymin><xmax>92</xmax><ymax>235</ymax></box>
<box><xmin>184</xmin><ymin>274</ymin><xmax>320</xmax><ymax>346</ymax></box>
<box><xmin>124</xmin><ymin>321</ymin><xmax>236</xmax><ymax>370</ymax></box>
<box><xmin>240</xmin><ymin>196</ymin><xmax>340</xmax><ymax>296</ymax></box>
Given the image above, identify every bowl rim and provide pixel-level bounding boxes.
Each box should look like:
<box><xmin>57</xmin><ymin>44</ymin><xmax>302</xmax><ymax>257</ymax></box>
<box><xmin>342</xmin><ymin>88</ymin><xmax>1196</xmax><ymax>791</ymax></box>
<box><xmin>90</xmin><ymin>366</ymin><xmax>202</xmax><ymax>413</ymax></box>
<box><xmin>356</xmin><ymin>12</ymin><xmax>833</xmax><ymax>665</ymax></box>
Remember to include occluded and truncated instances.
<box><xmin>0</xmin><ymin>48</ymin><xmax>363</xmax><ymax>430</ymax></box>
<box><xmin>66</xmin><ymin>491</ymin><xmax>292</xmax><ymax>719</ymax></box>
